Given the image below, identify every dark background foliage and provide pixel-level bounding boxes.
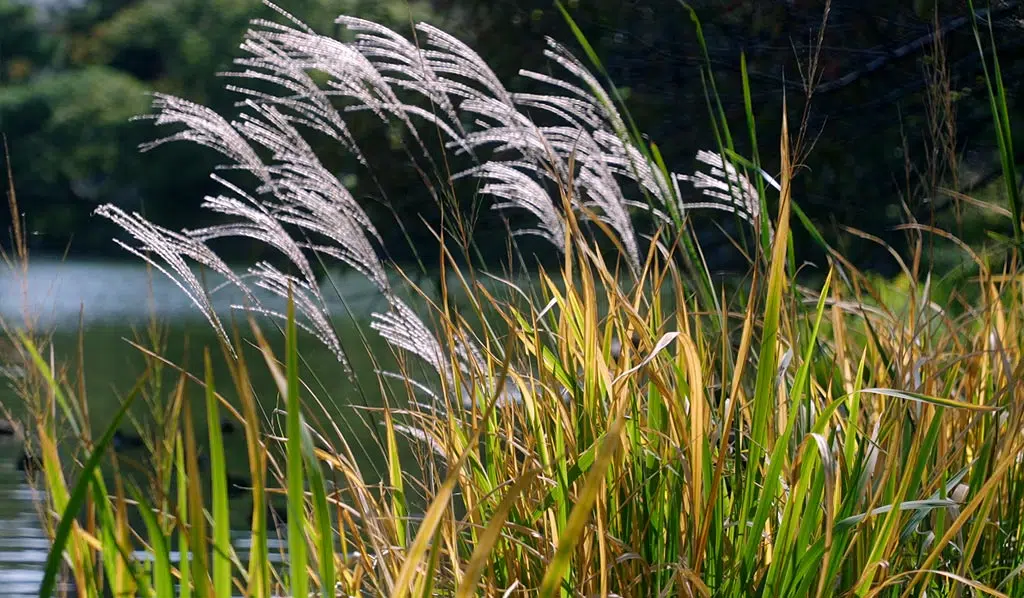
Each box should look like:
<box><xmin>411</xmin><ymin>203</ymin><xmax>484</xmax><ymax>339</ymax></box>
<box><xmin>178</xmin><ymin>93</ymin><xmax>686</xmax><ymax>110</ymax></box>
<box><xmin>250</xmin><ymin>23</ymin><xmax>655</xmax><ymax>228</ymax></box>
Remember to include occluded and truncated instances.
<box><xmin>2</xmin><ymin>0</ymin><xmax>1022</xmax><ymax>273</ymax></box>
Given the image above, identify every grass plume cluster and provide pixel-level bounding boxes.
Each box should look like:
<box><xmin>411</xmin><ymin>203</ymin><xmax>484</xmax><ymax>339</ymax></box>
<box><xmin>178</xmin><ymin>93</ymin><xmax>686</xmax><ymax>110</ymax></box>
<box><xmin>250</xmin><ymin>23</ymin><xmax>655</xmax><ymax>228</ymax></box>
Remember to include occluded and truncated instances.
<box><xmin>3</xmin><ymin>1</ymin><xmax>1024</xmax><ymax>596</ymax></box>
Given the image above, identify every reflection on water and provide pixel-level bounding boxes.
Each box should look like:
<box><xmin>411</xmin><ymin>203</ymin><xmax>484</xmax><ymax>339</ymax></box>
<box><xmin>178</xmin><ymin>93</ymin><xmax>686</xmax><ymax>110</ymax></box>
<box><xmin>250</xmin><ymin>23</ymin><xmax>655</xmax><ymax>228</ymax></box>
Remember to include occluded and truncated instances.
<box><xmin>0</xmin><ymin>439</ymin><xmax>57</xmax><ymax>597</ymax></box>
<box><xmin>0</xmin><ymin>257</ymin><xmax>395</xmax><ymax>596</ymax></box>
<box><xmin>0</xmin><ymin>255</ymin><xmax>450</xmax><ymax>595</ymax></box>
<box><xmin>0</xmin><ymin>257</ymin><xmax>386</xmax><ymax>329</ymax></box>
<box><xmin>0</xmin><ymin>438</ymin><xmax>296</xmax><ymax>596</ymax></box>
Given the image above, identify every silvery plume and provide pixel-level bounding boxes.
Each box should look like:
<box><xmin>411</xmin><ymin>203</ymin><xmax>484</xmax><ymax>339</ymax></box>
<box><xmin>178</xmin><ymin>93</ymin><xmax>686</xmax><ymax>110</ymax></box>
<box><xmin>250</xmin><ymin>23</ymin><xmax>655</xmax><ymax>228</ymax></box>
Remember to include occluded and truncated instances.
<box><xmin>96</xmin><ymin>1</ymin><xmax>766</xmax><ymax>413</ymax></box>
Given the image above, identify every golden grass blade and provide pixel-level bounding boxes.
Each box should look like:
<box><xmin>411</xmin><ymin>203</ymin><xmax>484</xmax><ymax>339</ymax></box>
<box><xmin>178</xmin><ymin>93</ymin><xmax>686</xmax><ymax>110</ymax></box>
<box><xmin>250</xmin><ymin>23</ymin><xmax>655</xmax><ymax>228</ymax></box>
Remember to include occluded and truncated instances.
<box><xmin>538</xmin><ymin>414</ymin><xmax>624</xmax><ymax>598</ymax></box>
<box><xmin>390</xmin><ymin>333</ymin><xmax>517</xmax><ymax>598</ymax></box>
<box><xmin>455</xmin><ymin>469</ymin><xmax>540</xmax><ymax>598</ymax></box>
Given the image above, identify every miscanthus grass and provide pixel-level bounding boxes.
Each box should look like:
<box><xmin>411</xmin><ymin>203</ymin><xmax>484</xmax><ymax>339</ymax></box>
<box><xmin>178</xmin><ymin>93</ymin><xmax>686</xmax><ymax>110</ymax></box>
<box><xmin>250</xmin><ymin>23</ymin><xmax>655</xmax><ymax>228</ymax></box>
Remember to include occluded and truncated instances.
<box><xmin>4</xmin><ymin>2</ymin><xmax>1023</xmax><ymax>596</ymax></box>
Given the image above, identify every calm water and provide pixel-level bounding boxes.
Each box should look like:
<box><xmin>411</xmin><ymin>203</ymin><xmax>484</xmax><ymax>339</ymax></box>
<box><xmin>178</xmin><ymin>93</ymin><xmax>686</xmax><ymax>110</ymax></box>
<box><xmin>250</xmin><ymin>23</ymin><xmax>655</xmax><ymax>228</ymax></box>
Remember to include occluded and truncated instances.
<box><xmin>0</xmin><ymin>441</ymin><xmax>50</xmax><ymax>597</ymax></box>
<box><xmin>0</xmin><ymin>257</ymin><xmax>415</xmax><ymax>596</ymax></box>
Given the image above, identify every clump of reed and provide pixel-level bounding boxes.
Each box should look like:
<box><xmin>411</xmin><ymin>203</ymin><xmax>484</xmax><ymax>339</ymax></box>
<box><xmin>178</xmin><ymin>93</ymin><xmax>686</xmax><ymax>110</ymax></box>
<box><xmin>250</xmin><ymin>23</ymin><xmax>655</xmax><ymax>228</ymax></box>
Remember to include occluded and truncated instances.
<box><xmin>5</xmin><ymin>1</ymin><xmax>1024</xmax><ymax>596</ymax></box>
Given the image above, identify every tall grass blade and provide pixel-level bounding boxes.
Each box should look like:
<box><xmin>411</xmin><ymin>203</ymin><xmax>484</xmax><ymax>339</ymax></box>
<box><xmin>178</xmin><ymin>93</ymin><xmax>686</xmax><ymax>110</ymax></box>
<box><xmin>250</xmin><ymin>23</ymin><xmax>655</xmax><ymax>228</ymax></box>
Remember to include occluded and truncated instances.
<box><xmin>131</xmin><ymin>487</ymin><xmax>173</xmax><ymax>598</ymax></box>
<box><xmin>738</xmin><ymin>105</ymin><xmax>794</xmax><ymax>583</ymax></box>
<box><xmin>175</xmin><ymin>431</ymin><xmax>192</xmax><ymax>598</ymax></box>
<box><xmin>967</xmin><ymin>0</ymin><xmax>1021</xmax><ymax>243</ymax></box>
<box><xmin>538</xmin><ymin>414</ymin><xmax>624</xmax><ymax>598</ymax></box>
<box><xmin>183</xmin><ymin>394</ymin><xmax>212</xmax><ymax>598</ymax></box>
<box><xmin>38</xmin><ymin>389</ymin><xmax>138</xmax><ymax>598</ymax></box>
<box><xmin>284</xmin><ymin>293</ymin><xmax>309</xmax><ymax>598</ymax></box>
<box><xmin>299</xmin><ymin>410</ymin><xmax>336</xmax><ymax>596</ymax></box>
<box><xmin>456</xmin><ymin>469</ymin><xmax>540</xmax><ymax>598</ymax></box>
<box><xmin>227</xmin><ymin>324</ymin><xmax>269</xmax><ymax>598</ymax></box>
<box><xmin>390</xmin><ymin>352</ymin><xmax>515</xmax><ymax>598</ymax></box>
<box><xmin>203</xmin><ymin>349</ymin><xmax>233</xmax><ymax>598</ymax></box>
<box><xmin>384</xmin><ymin>408</ymin><xmax>407</xmax><ymax>548</ymax></box>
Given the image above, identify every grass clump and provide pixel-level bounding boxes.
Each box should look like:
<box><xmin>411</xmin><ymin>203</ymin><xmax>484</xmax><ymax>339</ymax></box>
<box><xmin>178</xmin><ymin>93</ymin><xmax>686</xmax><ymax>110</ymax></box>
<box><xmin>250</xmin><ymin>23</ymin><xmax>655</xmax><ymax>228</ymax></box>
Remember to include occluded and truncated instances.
<box><xmin>3</xmin><ymin>2</ymin><xmax>1024</xmax><ymax>597</ymax></box>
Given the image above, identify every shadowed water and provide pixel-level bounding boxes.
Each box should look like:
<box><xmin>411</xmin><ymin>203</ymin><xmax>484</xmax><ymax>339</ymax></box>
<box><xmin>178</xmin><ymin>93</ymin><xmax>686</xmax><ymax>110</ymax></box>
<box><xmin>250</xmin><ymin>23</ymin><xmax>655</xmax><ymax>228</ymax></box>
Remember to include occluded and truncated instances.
<box><xmin>0</xmin><ymin>435</ymin><xmax>294</xmax><ymax>597</ymax></box>
<box><xmin>0</xmin><ymin>441</ymin><xmax>52</xmax><ymax>598</ymax></box>
<box><xmin>0</xmin><ymin>257</ymin><xmax>413</xmax><ymax>596</ymax></box>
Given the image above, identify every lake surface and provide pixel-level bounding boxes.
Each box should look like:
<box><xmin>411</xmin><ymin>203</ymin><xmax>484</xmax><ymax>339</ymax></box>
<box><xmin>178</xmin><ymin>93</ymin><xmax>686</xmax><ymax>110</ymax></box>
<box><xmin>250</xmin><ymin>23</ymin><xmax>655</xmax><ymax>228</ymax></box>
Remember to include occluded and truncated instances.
<box><xmin>0</xmin><ymin>257</ymin><xmax>421</xmax><ymax>596</ymax></box>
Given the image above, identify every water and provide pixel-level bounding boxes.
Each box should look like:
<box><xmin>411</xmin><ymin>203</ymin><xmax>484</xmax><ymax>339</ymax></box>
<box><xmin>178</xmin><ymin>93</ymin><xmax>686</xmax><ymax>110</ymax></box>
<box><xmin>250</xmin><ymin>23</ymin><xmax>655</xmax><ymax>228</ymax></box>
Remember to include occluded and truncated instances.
<box><xmin>0</xmin><ymin>257</ymin><xmax>391</xmax><ymax>329</ymax></box>
<box><xmin>0</xmin><ymin>447</ymin><xmax>50</xmax><ymax>598</ymax></box>
<box><xmin>0</xmin><ymin>257</ymin><xmax>407</xmax><ymax>596</ymax></box>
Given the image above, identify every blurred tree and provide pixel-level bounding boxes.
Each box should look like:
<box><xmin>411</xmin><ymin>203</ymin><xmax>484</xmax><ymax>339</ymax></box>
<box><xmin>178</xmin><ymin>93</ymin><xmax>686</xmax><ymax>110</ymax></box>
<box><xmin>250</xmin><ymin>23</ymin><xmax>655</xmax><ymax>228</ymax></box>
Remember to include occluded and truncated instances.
<box><xmin>2</xmin><ymin>0</ymin><xmax>469</xmax><ymax>259</ymax></box>
<box><xmin>1</xmin><ymin>0</ymin><xmax>1021</xmax><ymax>271</ymax></box>
<box><xmin>452</xmin><ymin>0</ymin><xmax>1023</xmax><ymax>271</ymax></box>
<box><xmin>0</xmin><ymin>66</ymin><xmax>151</xmax><ymax>251</ymax></box>
<box><xmin>1</xmin><ymin>0</ymin><xmax>56</xmax><ymax>84</ymax></box>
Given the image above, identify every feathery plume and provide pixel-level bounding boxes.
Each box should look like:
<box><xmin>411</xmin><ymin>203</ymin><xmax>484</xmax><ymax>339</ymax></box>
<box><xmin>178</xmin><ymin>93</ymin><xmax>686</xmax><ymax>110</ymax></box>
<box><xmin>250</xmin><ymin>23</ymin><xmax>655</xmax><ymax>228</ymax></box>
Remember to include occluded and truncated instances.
<box><xmin>676</xmin><ymin>150</ymin><xmax>769</xmax><ymax>237</ymax></box>
<box><xmin>136</xmin><ymin>94</ymin><xmax>269</xmax><ymax>182</ymax></box>
<box><xmin>468</xmin><ymin>162</ymin><xmax>566</xmax><ymax>251</ymax></box>
<box><xmin>99</xmin><ymin>6</ymin><xmax>766</xmax><ymax>416</ymax></box>
<box><xmin>93</xmin><ymin>205</ymin><xmax>248</xmax><ymax>348</ymax></box>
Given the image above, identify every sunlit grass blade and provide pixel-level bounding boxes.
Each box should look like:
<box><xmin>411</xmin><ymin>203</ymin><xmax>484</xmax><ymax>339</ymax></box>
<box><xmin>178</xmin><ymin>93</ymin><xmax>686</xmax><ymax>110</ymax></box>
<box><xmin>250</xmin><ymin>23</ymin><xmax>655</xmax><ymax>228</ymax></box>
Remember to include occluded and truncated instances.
<box><xmin>384</xmin><ymin>408</ymin><xmax>407</xmax><ymax>548</ymax></box>
<box><xmin>226</xmin><ymin>325</ymin><xmax>269</xmax><ymax>598</ymax></box>
<box><xmin>456</xmin><ymin>469</ymin><xmax>540</xmax><ymax>598</ymax></box>
<box><xmin>250</xmin><ymin>294</ymin><xmax>309</xmax><ymax>597</ymax></box>
<box><xmin>390</xmin><ymin>342</ymin><xmax>516</xmax><ymax>598</ymax></box>
<box><xmin>538</xmin><ymin>413</ymin><xmax>624</xmax><ymax>598</ymax></box>
<box><xmin>834</xmin><ymin>499</ymin><xmax>957</xmax><ymax>531</ymax></box>
<box><xmin>183</xmin><ymin>395</ymin><xmax>211</xmax><ymax>598</ymax></box>
<box><xmin>746</xmin><ymin>268</ymin><xmax>833</xmax><ymax>593</ymax></box>
<box><xmin>738</xmin><ymin>105</ymin><xmax>795</xmax><ymax>584</ymax></box>
<box><xmin>16</xmin><ymin>331</ymin><xmax>84</xmax><ymax>437</ymax></box>
<box><xmin>38</xmin><ymin>386</ymin><xmax>138</xmax><ymax>598</ymax></box>
<box><xmin>284</xmin><ymin>294</ymin><xmax>309</xmax><ymax>598</ymax></box>
<box><xmin>858</xmin><ymin>388</ymin><xmax>998</xmax><ymax>412</ymax></box>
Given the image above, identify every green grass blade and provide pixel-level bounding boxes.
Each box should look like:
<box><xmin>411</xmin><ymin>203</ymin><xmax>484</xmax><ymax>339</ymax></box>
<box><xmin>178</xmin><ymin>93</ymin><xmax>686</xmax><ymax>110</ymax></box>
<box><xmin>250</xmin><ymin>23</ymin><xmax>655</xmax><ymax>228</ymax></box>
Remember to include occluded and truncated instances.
<box><xmin>741</xmin><ymin>268</ymin><xmax>833</xmax><ymax>587</ymax></box>
<box><xmin>738</xmin><ymin>110</ymin><xmax>795</xmax><ymax>579</ymax></box>
<box><xmin>739</xmin><ymin>53</ymin><xmax>772</xmax><ymax>257</ymax></box>
<box><xmin>553</xmin><ymin>2</ymin><xmax>603</xmax><ymax>86</ymax></box>
<box><xmin>176</xmin><ymin>434</ymin><xmax>192</xmax><ymax>598</ymax></box>
<box><xmin>384</xmin><ymin>408</ymin><xmax>407</xmax><ymax>547</ymax></box>
<box><xmin>967</xmin><ymin>0</ymin><xmax>1022</xmax><ymax>243</ymax></box>
<box><xmin>38</xmin><ymin>389</ymin><xmax>138</xmax><ymax>598</ymax></box>
<box><xmin>203</xmin><ymin>349</ymin><xmax>233</xmax><ymax>598</ymax></box>
<box><xmin>299</xmin><ymin>412</ymin><xmax>335</xmax><ymax>596</ymax></box>
<box><xmin>131</xmin><ymin>486</ymin><xmax>173</xmax><ymax>598</ymax></box>
<box><xmin>390</xmin><ymin>347</ymin><xmax>515</xmax><ymax>598</ymax></box>
<box><xmin>285</xmin><ymin>293</ymin><xmax>309</xmax><ymax>598</ymax></box>
<box><xmin>538</xmin><ymin>415</ymin><xmax>623</xmax><ymax>598</ymax></box>
<box><xmin>456</xmin><ymin>469</ymin><xmax>540</xmax><ymax>598</ymax></box>
<box><xmin>184</xmin><ymin>394</ymin><xmax>211</xmax><ymax>598</ymax></box>
<box><xmin>229</xmin><ymin>324</ymin><xmax>269</xmax><ymax>598</ymax></box>
<box><xmin>17</xmin><ymin>331</ymin><xmax>84</xmax><ymax>438</ymax></box>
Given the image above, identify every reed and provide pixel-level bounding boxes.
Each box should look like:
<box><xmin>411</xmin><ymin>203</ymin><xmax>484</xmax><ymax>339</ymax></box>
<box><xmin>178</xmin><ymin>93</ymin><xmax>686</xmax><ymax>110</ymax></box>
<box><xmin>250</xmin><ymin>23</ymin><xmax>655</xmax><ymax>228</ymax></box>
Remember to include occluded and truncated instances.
<box><xmin>4</xmin><ymin>2</ymin><xmax>1023</xmax><ymax>597</ymax></box>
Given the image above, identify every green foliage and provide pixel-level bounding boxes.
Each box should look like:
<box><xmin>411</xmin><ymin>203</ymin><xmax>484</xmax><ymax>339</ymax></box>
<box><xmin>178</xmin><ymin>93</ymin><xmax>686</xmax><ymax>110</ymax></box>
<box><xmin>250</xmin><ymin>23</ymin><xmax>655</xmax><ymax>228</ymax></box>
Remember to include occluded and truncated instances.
<box><xmin>13</xmin><ymin>199</ymin><xmax>1024</xmax><ymax>597</ymax></box>
<box><xmin>0</xmin><ymin>0</ymin><xmax>55</xmax><ymax>83</ymax></box>
<box><xmin>4</xmin><ymin>0</ymin><xmax>1022</xmax><ymax>269</ymax></box>
<box><xmin>5</xmin><ymin>4</ymin><xmax>1024</xmax><ymax>598</ymax></box>
<box><xmin>0</xmin><ymin>66</ymin><xmax>150</xmax><ymax>250</ymax></box>
<box><xmin>0</xmin><ymin>67</ymin><xmax>150</xmax><ymax>184</ymax></box>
